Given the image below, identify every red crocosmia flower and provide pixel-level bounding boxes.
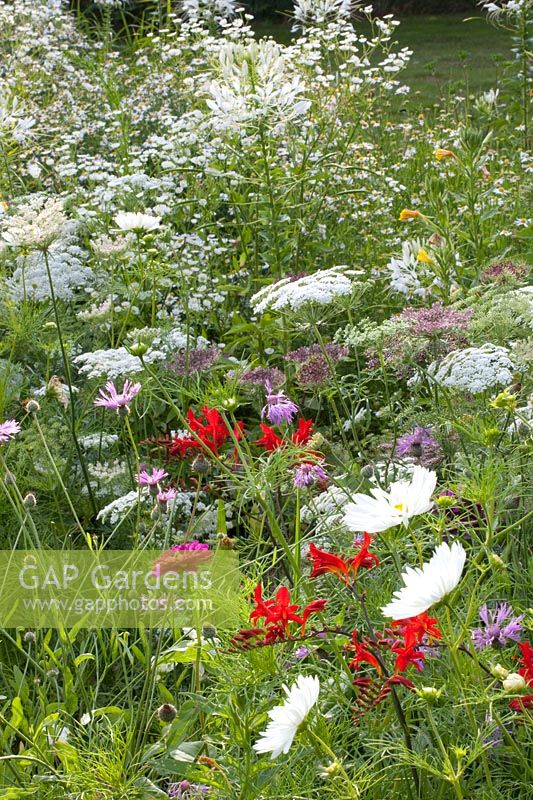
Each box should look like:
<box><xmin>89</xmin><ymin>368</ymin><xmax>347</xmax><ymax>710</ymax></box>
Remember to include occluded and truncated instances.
<box><xmin>391</xmin><ymin>642</ymin><xmax>426</xmax><ymax>673</ymax></box>
<box><xmin>346</xmin><ymin>630</ymin><xmax>383</xmax><ymax>675</ymax></box>
<box><xmin>255</xmin><ymin>423</ymin><xmax>283</xmax><ymax>452</ymax></box>
<box><xmin>392</xmin><ymin>611</ymin><xmax>442</xmax><ymax>648</ymax></box>
<box><xmin>351</xmin><ymin>533</ymin><xmax>380</xmax><ymax>575</ymax></box>
<box><xmin>255</xmin><ymin>418</ymin><xmax>315</xmax><ymax>452</ymax></box>
<box><xmin>247</xmin><ymin>584</ymin><xmax>326</xmax><ymax>646</ymax></box>
<box><xmin>168</xmin><ymin>406</ymin><xmax>244</xmax><ymax>459</ymax></box>
<box><xmin>509</xmin><ymin>695</ymin><xmax>533</xmax><ymax>712</ymax></box>
<box><xmin>509</xmin><ymin>641</ymin><xmax>533</xmax><ymax>713</ymax></box>
<box><xmin>301</xmin><ymin>598</ymin><xmax>327</xmax><ymax>632</ymax></box>
<box><xmin>292</xmin><ymin>418</ymin><xmax>314</xmax><ymax>446</ymax></box>
<box><xmin>309</xmin><ymin>533</ymin><xmax>379</xmax><ymax>584</ymax></box>
<box><xmin>517</xmin><ymin>641</ymin><xmax>533</xmax><ymax>683</ymax></box>
<box><xmin>309</xmin><ymin>543</ymin><xmax>353</xmax><ymax>582</ymax></box>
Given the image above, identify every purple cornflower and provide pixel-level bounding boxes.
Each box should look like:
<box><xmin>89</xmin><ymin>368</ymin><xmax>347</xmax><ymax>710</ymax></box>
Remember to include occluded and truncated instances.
<box><xmin>167</xmin><ymin>345</ymin><xmax>220</xmax><ymax>377</ymax></box>
<box><xmin>286</xmin><ymin>343</ymin><xmax>349</xmax><ymax>363</ymax></box>
<box><xmin>399</xmin><ymin>302</ymin><xmax>473</xmax><ymax>335</ymax></box>
<box><xmin>293</xmin><ymin>461</ymin><xmax>328</xmax><ymax>488</ymax></box>
<box><xmin>261</xmin><ymin>382</ymin><xmax>298</xmax><ymax>425</ymax></box>
<box><xmin>168</xmin><ymin>781</ymin><xmax>210</xmax><ymax>798</ymax></box>
<box><xmin>471</xmin><ymin>603</ymin><xmax>524</xmax><ymax>650</ymax></box>
<box><xmin>395</xmin><ymin>426</ymin><xmax>443</xmax><ymax>468</ymax></box>
<box><xmin>136</xmin><ymin>468</ymin><xmax>168</xmax><ymax>494</ymax></box>
<box><xmin>237</xmin><ymin>367</ymin><xmax>285</xmax><ymax>387</ymax></box>
<box><xmin>0</xmin><ymin>420</ymin><xmax>21</xmax><ymax>443</ymax></box>
<box><xmin>94</xmin><ymin>379</ymin><xmax>141</xmax><ymax>415</ymax></box>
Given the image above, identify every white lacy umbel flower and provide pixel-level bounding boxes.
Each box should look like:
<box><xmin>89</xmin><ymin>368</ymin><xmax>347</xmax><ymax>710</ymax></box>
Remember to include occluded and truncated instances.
<box><xmin>251</xmin><ymin>267</ymin><xmax>357</xmax><ymax>315</ymax></box>
<box><xmin>2</xmin><ymin>196</ymin><xmax>69</xmax><ymax>249</ymax></box>
<box><xmin>6</xmin><ymin>237</ymin><xmax>93</xmax><ymax>302</ymax></box>
<box><xmin>206</xmin><ymin>40</ymin><xmax>310</xmax><ymax>131</ymax></box>
<box><xmin>427</xmin><ymin>344</ymin><xmax>515</xmax><ymax>394</ymax></box>
<box><xmin>74</xmin><ymin>346</ymin><xmax>165</xmax><ymax>380</ymax></box>
<box><xmin>343</xmin><ymin>465</ymin><xmax>437</xmax><ymax>533</ymax></box>
<box><xmin>253</xmin><ymin>675</ymin><xmax>320</xmax><ymax>760</ymax></box>
<box><xmin>293</xmin><ymin>0</ymin><xmax>353</xmax><ymax>27</ymax></box>
<box><xmin>114</xmin><ymin>212</ymin><xmax>161</xmax><ymax>233</ymax></box>
<box><xmin>381</xmin><ymin>542</ymin><xmax>467</xmax><ymax>620</ymax></box>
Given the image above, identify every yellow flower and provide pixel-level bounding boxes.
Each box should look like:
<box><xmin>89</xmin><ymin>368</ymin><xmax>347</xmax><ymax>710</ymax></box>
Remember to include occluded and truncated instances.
<box><xmin>399</xmin><ymin>209</ymin><xmax>422</xmax><ymax>221</ymax></box>
<box><xmin>435</xmin><ymin>148</ymin><xmax>454</xmax><ymax>161</ymax></box>
<box><xmin>416</xmin><ymin>248</ymin><xmax>433</xmax><ymax>265</ymax></box>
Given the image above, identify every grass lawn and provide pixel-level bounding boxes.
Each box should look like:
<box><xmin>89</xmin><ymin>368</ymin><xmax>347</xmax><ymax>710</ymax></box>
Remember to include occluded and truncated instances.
<box><xmin>253</xmin><ymin>13</ymin><xmax>513</xmax><ymax>107</ymax></box>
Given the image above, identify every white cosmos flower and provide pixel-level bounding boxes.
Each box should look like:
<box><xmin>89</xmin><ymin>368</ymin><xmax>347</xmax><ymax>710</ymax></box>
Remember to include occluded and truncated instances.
<box><xmin>114</xmin><ymin>212</ymin><xmax>161</xmax><ymax>232</ymax></box>
<box><xmin>381</xmin><ymin>541</ymin><xmax>467</xmax><ymax>620</ymax></box>
<box><xmin>253</xmin><ymin>674</ymin><xmax>320</xmax><ymax>760</ymax></box>
<box><xmin>343</xmin><ymin>465</ymin><xmax>437</xmax><ymax>533</ymax></box>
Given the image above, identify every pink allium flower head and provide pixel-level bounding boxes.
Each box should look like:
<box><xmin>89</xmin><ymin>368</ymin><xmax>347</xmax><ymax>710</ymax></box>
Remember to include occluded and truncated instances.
<box><xmin>94</xmin><ymin>379</ymin><xmax>141</xmax><ymax>415</ymax></box>
<box><xmin>0</xmin><ymin>420</ymin><xmax>21</xmax><ymax>443</ymax></box>
<box><xmin>262</xmin><ymin>382</ymin><xmax>298</xmax><ymax>425</ymax></box>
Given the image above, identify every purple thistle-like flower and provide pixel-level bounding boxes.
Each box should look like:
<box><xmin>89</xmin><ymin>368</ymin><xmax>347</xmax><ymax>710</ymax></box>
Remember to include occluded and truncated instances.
<box><xmin>471</xmin><ymin>603</ymin><xmax>524</xmax><ymax>650</ymax></box>
<box><xmin>94</xmin><ymin>379</ymin><xmax>141</xmax><ymax>415</ymax></box>
<box><xmin>136</xmin><ymin>467</ymin><xmax>168</xmax><ymax>488</ymax></box>
<box><xmin>157</xmin><ymin>487</ymin><xmax>177</xmax><ymax>507</ymax></box>
<box><xmin>395</xmin><ymin>426</ymin><xmax>443</xmax><ymax>468</ymax></box>
<box><xmin>262</xmin><ymin>382</ymin><xmax>298</xmax><ymax>425</ymax></box>
<box><xmin>293</xmin><ymin>461</ymin><xmax>328</xmax><ymax>488</ymax></box>
<box><xmin>0</xmin><ymin>419</ymin><xmax>21</xmax><ymax>443</ymax></box>
<box><xmin>167</xmin><ymin>345</ymin><xmax>221</xmax><ymax>377</ymax></box>
<box><xmin>168</xmin><ymin>781</ymin><xmax>210</xmax><ymax>798</ymax></box>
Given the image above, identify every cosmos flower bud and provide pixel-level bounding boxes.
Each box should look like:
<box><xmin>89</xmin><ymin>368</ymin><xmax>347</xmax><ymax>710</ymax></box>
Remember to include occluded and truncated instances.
<box><xmin>416</xmin><ymin>686</ymin><xmax>443</xmax><ymax>704</ymax></box>
<box><xmin>4</xmin><ymin>471</ymin><xmax>16</xmax><ymax>485</ymax></box>
<box><xmin>221</xmin><ymin>396</ymin><xmax>239</xmax><ymax>412</ymax></box>
<box><xmin>157</xmin><ymin>703</ymin><xmax>177</xmax><ymax>723</ymax></box>
<box><xmin>23</xmin><ymin>630</ymin><xmax>36</xmax><ymax>644</ymax></box>
<box><xmin>491</xmin><ymin>663</ymin><xmax>509</xmax><ymax>680</ymax></box>
<box><xmin>502</xmin><ymin>673</ymin><xmax>526</xmax><ymax>693</ymax></box>
<box><xmin>488</xmin><ymin>552</ymin><xmax>506</xmax><ymax>571</ymax></box>
<box><xmin>320</xmin><ymin>761</ymin><xmax>344</xmax><ymax>779</ymax></box>
<box><xmin>360</xmin><ymin>464</ymin><xmax>375</xmax><ymax>479</ymax></box>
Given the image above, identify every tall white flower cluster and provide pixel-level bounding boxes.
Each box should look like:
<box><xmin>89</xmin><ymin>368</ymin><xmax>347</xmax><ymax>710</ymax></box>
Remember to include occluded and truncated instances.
<box><xmin>251</xmin><ymin>267</ymin><xmax>358</xmax><ymax>314</ymax></box>
<box><xmin>1</xmin><ymin>196</ymin><xmax>69</xmax><ymax>250</ymax></box>
<box><xmin>293</xmin><ymin>0</ymin><xmax>353</xmax><ymax>27</ymax></box>
<box><xmin>182</xmin><ymin>0</ymin><xmax>239</xmax><ymax>22</ymax></box>
<box><xmin>0</xmin><ymin>92</ymin><xmax>35</xmax><ymax>142</ymax></box>
<box><xmin>479</xmin><ymin>0</ymin><xmax>530</xmax><ymax>18</ymax></box>
<box><xmin>206</xmin><ymin>40</ymin><xmax>311</xmax><ymax>131</ymax></box>
<box><xmin>427</xmin><ymin>344</ymin><xmax>515</xmax><ymax>394</ymax></box>
<box><xmin>386</xmin><ymin>239</ymin><xmax>433</xmax><ymax>297</ymax></box>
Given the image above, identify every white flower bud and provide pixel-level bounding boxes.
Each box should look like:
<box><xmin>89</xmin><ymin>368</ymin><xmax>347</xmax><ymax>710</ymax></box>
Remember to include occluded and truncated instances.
<box><xmin>502</xmin><ymin>672</ymin><xmax>526</xmax><ymax>693</ymax></box>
